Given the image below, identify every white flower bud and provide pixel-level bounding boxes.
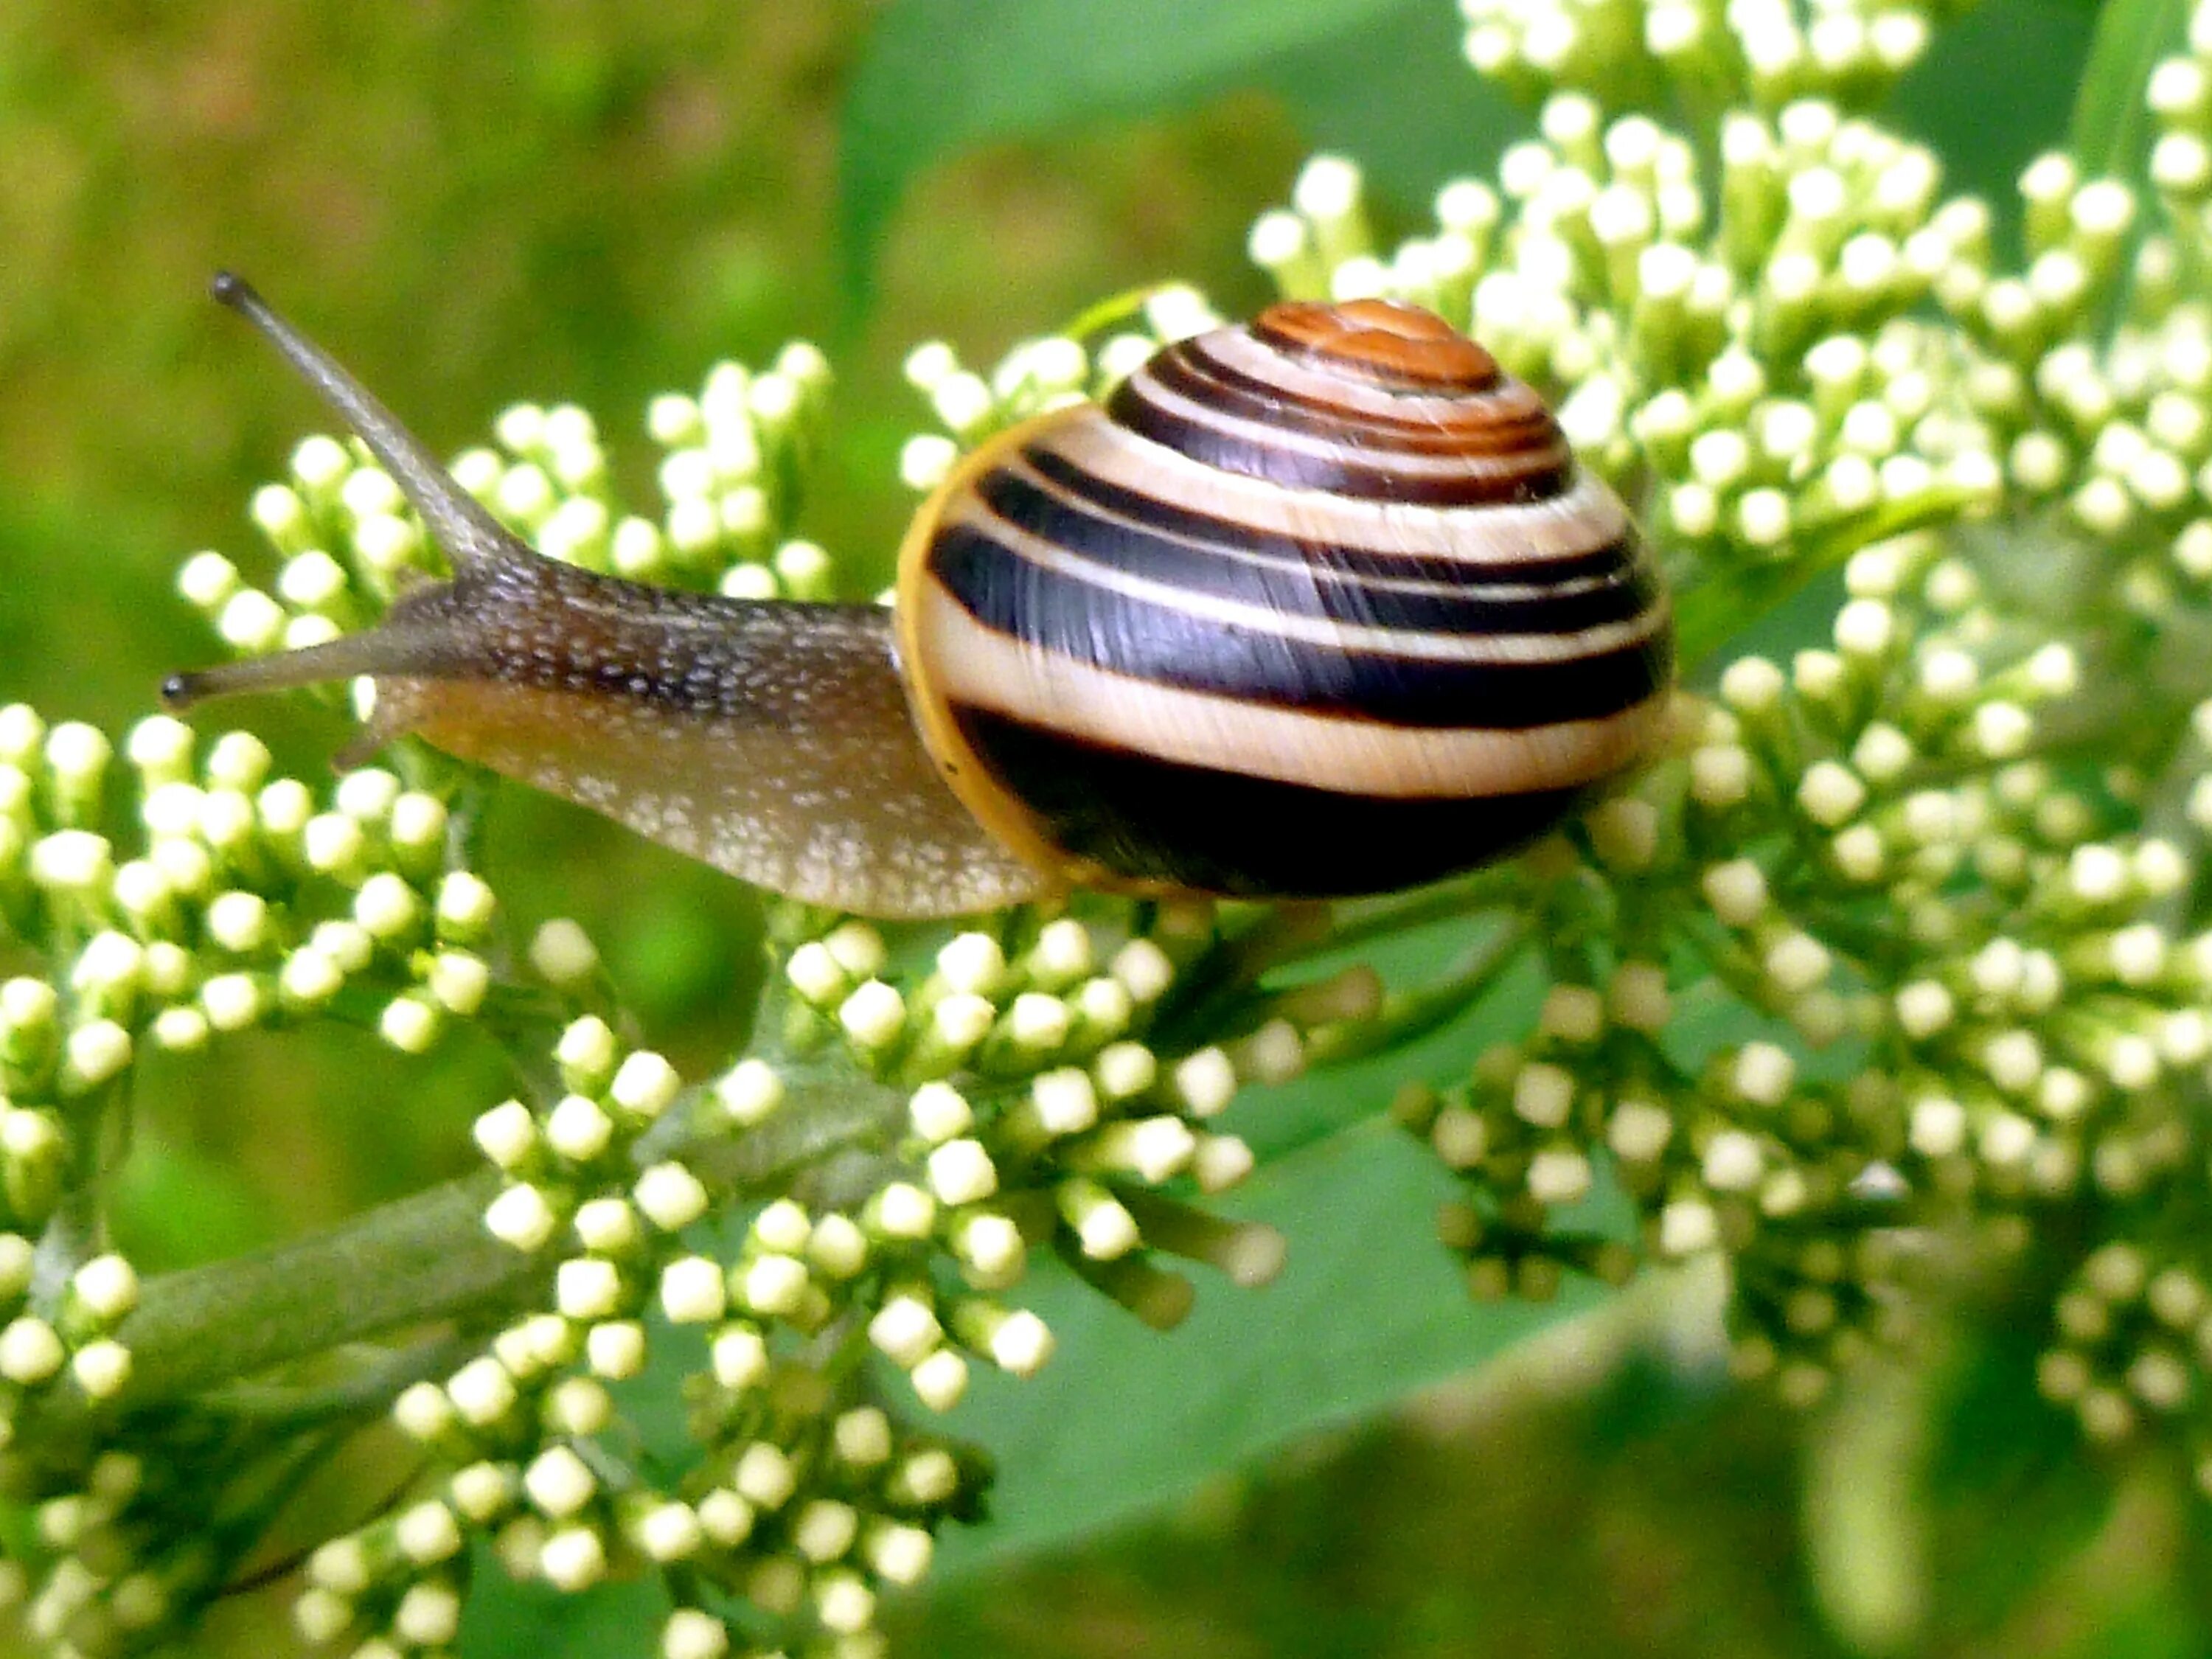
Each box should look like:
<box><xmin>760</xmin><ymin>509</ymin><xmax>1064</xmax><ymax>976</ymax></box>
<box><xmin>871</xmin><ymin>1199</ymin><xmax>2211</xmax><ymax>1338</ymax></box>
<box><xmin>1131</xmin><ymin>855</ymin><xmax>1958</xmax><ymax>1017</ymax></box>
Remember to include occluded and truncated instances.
<box><xmin>586</xmin><ymin>1320</ymin><xmax>647</xmax><ymax>1379</ymax></box>
<box><xmin>695</xmin><ymin>1488</ymin><xmax>755</xmax><ymax>1548</ymax></box>
<box><xmin>2068</xmin><ymin>844</ymin><xmax>2129</xmax><ymax>903</ymax></box>
<box><xmin>1797</xmin><ymin>761</ymin><xmax>1868</xmax><ymax>827</ymax></box>
<box><xmin>1702</xmin><ymin>1130</ymin><xmax>1765</xmax><ymax>1191</ymax></box>
<box><xmin>555</xmin><ymin>1258</ymin><xmax>625</xmax><ymax>1321</ymax></box>
<box><xmin>636</xmin><ymin>1501</ymin><xmax>703</xmax><ymax>1563</ymax></box>
<box><xmin>838</xmin><ymin>979</ymin><xmax>907</xmax><ymax>1047</ymax></box>
<box><xmin>383</xmin><ymin>1502</ymin><xmax>461</xmax><ymax>1569</ymax></box>
<box><xmin>473</xmin><ymin>1099</ymin><xmax>538</xmax><ymax>1170</ymax></box>
<box><xmin>822</xmin><ymin>919</ymin><xmax>887</xmax><ymax>979</ymax></box>
<box><xmin>909</xmin><ymin>1081</ymin><xmax>974</xmax><ymax>1141</ymax></box>
<box><xmin>1193</xmin><ymin>1133</ymin><xmax>1256</xmax><ymax>1192</ymax></box>
<box><xmin>1512</xmin><ymin>1062</ymin><xmax>1574</xmax><ymax>1127</ymax></box>
<box><xmin>858</xmin><ymin>1186</ymin><xmax>930</xmax><ymax>1248</ymax></box>
<box><xmin>1763</xmin><ymin>932</ymin><xmax>1830</xmax><ymax>993</ymax></box>
<box><xmin>1719</xmin><ymin>656</ymin><xmax>1784</xmax><ymax>712</ymax></box>
<box><xmin>69</xmin><ymin>1340</ymin><xmax>131</xmax><ymax>1399</ymax></box>
<box><xmin>936</xmin><ymin>932</ymin><xmax>1005</xmax><ymax>994</ymax></box>
<box><xmin>1059</xmin><ymin>1178</ymin><xmax>1141</xmax><ymax>1258</ymax></box>
<box><xmin>1658</xmin><ymin>1199</ymin><xmax>1718</xmax><ymax>1256</ymax></box>
<box><xmin>540</xmin><ymin>1526</ymin><xmax>608</xmax><ymax>1590</ymax></box>
<box><xmin>1702</xmin><ymin>858</ymin><xmax>1769</xmax><ymax>925</ymax></box>
<box><xmin>737</xmin><ymin>1253</ymin><xmax>810</xmax><ymax>1316</ymax></box>
<box><xmin>734</xmin><ymin>1442</ymin><xmax>797</xmax><ymax>1509</ymax></box>
<box><xmin>524</xmin><ymin>1446</ymin><xmax>598</xmax><ymax>1518</ymax></box>
<box><xmin>484</xmin><ymin>1184</ymin><xmax>559</xmax><ymax>1253</ymax></box>
<box><xmin>546</xmin><ymin>1094</ymin><xmax>615</xmax><ymax>1164</ymax></box>
<box><xmin>808</xmin><ymin>1213</ymin><xmax>869</xmax><ymax>1279</ymax></box>
<box><xmin>1527</xmin><ymin>1147</ymin><xmax>1593</xmax><ymax>1205</ymax></box>
<box><xmin>526</xmin><ymin>918</ymin><xmax>598</xmax><ymax>985</ymax></box>
<box><xmin>715</xmin><ymin>1057</ymin><xmax>784</xmax><ymax>1124</ymax></box>
<box><xmin>661</xmin><ymin>1256</ymin><xmax>728</xmax><ymax>1324</ymax></box>
<box><xmin>633</xmin><ymin>1163</ymin><xmax>710</xmax><ymax>1231</ymax></box>
<box><xmin>712</xmin><ymin>1324</ymin><xmax>770</xmax><ymax>1391</ymax></box>
<box><xmin>1172</xmin><ymin>1046</ymin><xmax>1238</xmax><ymax>1116</ymax></box>
<box><xmin>866</xmin><ymin>1521</ymin><xmax>936</xmax><ymax>1587</ymax></box>
<box><xmin>611</xmin><ymin>1050</ymin><xmax>681</xmax><ymax>1119</ymax></box>
<box><xmin>1689</xmin><ymin>744</ymin><xmax>1751</xmax><ymax>807</ymax></box>
<box><xmin>1983</xmin><ymin>1029</ymin><xmax>2043</xmax><ymax>1091</ymax></box>
<box><xmin>927</xmin><ymin>1138</ymin><xmax>998</xmax><ymax>1206</ymax></box>
<box><xmin>427</xmin><ymin>950</ymin><xmax>490</xmax><ymax>1015</ymax></box>
<box><xmin>1110</xmin><ymin>939</ymin><xmax>1175</xmax><ymax>1002</ymax></box>
<box><xmin>1029</xmin><ymin>1067</ymin><xmax>1098</xmax><ymax>1135</ymax></box>
<box><xmin>1894</xmin><ymin>980</ymin><xmax>1955</xmax><ymax>1039</ymax></box>
<box><xmin>911</xmin><ymin>1346</ymin><xmax>970</xmax><ymax>1411</ymax></box>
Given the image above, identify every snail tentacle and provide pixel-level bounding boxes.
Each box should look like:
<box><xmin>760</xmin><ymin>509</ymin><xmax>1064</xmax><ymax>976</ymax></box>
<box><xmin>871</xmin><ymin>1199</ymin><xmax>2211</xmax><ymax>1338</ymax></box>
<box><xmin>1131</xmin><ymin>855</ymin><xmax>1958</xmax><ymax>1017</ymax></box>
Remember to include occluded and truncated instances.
<box><xmin>177</xmin><ymin>276</ymin><xmax>1048</xmax><ymax>918</ymax></box>
<box><xmin>210</xmin><ymin>271</ymin><xmax>526</xmax><ymax>573</ymax></box>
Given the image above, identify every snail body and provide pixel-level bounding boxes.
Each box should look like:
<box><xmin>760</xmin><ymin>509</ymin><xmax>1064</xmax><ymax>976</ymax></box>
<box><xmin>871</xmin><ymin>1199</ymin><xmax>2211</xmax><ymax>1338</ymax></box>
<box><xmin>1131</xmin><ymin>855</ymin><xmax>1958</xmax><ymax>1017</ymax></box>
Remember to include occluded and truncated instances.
<box><xmin>167</xmin><ymin>279</ymin><xmax>1672</xmax><ymax>919</ymax></box>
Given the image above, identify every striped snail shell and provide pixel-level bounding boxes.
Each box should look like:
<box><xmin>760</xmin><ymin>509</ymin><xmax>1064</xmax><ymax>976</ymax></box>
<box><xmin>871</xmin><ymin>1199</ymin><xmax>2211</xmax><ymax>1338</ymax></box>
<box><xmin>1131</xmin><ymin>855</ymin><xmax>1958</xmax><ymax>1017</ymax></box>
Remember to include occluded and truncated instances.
<box><xmin>165</xmin><ymin>282</ymin><xmax>1671</xmax><ymax>919</ymax></box>
<box><xmin>897</xmin><ymin>297</ymin><xmax>1674</xmax><ymax>902</ymax></box>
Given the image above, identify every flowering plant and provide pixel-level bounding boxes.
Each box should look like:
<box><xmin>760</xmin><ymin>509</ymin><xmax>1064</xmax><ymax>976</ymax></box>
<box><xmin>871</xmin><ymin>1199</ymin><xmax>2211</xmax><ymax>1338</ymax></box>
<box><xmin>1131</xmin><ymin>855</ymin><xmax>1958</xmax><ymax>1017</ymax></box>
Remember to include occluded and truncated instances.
<box><xmin>3</xmin><ymin>1</ymin><xmax>2211</xmax><ymax>1653</ymax></box>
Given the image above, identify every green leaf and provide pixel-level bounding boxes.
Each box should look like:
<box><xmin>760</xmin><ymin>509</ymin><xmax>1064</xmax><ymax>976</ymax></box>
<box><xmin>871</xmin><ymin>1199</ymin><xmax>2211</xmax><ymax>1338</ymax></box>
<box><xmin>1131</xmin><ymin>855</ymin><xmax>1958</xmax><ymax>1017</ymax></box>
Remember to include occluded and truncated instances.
<box><xmin>935</xmin><ymin>1122</ymin><xmax>1610</xmax><ymax>1574</ymax></box>
<box><xmin>1262</xmin><ymin>0</ymin><xmax>1517</xmax><ymax>215</ymax></box>
<box><xmin>1887</xmin><ymin>0</ymin><xmax>2097</xmax><ymax>209</ymax></box>
<box><xmin>836</xmin><ymin>0</ymin><xmax>1447</xmax><ymax>307</ymax></box>
<box><xmin>459</xmin><ymin>1546</ymin><xmax>664</xmax><ymax>1658</ymax></box>
<box><xmin>2069</xmin><ymin>0</ymin><xmax>2193</xmax><ymax>180</ymax></box>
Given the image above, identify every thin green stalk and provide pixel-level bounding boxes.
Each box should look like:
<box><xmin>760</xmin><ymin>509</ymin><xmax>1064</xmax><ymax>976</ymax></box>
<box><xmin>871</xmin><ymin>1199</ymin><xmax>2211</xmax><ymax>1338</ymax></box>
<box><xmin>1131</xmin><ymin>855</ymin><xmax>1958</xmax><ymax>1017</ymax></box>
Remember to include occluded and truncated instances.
<box><xmin>1304</xmin><ymin>918</ymin><xmax>1534</xmax><ymax>1071</ymax></box>
<box><xmin>33</xmin><ymin>1063</ymin><xmax>902</xmax><ymax>1435</ymax></box>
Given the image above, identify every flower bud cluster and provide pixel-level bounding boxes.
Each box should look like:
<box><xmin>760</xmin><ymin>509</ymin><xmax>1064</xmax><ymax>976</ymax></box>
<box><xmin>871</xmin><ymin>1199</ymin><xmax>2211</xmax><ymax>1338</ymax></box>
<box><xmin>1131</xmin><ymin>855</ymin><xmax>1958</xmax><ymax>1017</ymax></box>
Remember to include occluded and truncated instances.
<box><xmin>1458</xmin><ymin>0</ymin><xmax>1944</xmax><ymax>112</ymax></box>
<box><xmin>896</xmin><ymin>285</ymin><xmax>1222</xmax><ymax>512</ymax></box>
<box><xmin>2033</xmin><ymin>1242</ymin><xmax>2212</xmax><ymax>1478</ymax></box>
<box><xmin>2149</xmin><ymin>4</ymin><xmax>2212</xmax><ymax>262</ymax></box>
<box><xmin>0</xmin><ymin>709</ymin><xmax>511</xmax><ymax>1072</ymax></box>
<box><xmin>0</xmin><ymin>1248</ymin><xmax>141</xmax><ymax>1459</ymax></box>
<box><xmin>304</xmin><ymin>1272</ymin><xmax>986</xmax><ymax>1659</ymax></box>
<box><xmin>644</xmin><ymin>340</ymin><xmax>836</xmax><ymax>597</ymax></box>
<box><xmin>368</xmin><ymin>902</ymin><xmax>1334</xmax><ymax>1649</ymax></box>
<box><xmin>1391</xmin><ymin>511</ymin><xmax>2212</xmax><ymax>1409</ymax></box>
<box><xmin>1251</xmin><ymin>116</ymin><xmax>2000</xmax><ymax>574</ymax></box>
<box><xmin>352</xmin><ymin>1011</ymin><xmax>997</xmax><ymax>1657</ymax></box>
<box><xmin>776</xmin><ymin>905</ymin><xmax>1303</xmax><ymax>1333</ymax></box>
<box><xmin>1922</xmin><ymin>152</ymin><xmax>2212</xmax><ymax>608</ymax></box>
<box><xmin>0</xmin><ymin>1446</ymin><xmax>262</xmax><ymax>1656</ymax></box>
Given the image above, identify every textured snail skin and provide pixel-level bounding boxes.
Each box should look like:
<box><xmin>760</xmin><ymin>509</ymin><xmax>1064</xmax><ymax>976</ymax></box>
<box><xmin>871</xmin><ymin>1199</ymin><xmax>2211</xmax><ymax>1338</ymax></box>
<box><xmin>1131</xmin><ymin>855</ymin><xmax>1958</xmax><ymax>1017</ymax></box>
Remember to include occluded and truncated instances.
<box><xmin>165</xmin><ymin>282</ymin><xmax>1670</xmax><ymax>917</ymax></box>
<box><xmin>897</xmin><ymin>298</ymin><xmax>1674</xmax><ymax>899</ymax></box>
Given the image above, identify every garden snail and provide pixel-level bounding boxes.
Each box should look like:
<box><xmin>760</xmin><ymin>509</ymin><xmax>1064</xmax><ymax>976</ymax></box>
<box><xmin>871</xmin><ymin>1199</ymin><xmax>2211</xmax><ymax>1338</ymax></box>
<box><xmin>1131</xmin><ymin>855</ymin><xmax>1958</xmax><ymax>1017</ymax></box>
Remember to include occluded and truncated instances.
<box><xmin>165</xmin><ymin>275</ymin><xmax>1673</xmax><ymax>919</ymax></box>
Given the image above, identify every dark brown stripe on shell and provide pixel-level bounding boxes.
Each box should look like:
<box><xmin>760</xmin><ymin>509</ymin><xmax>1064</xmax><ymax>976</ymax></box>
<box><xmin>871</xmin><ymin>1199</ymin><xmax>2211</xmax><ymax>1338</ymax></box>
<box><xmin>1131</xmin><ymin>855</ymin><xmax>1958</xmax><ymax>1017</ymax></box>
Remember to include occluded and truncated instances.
<box><xmin>973</xmin><ymin>459</ymin><xmax>1660</xmax><ymax>636</ymax></box>
<box><xmin>952</xmin><ymin>705</ymin><xmax>1589</xmax><ymax>897</ymax></box>
<box><xmin>1019</xmin><ymin>442</ymin><xmax>1635</xmax><ymax>588</ymax></box>
<box><xmin>1103</xmin><ymin>371</ymin><xmax>1575</xmax><ymax>506</ymax></box>
<box><xmin>925</xmin><ymin>522</ymin><xmax>1673</xmax><ymax>727</ymax></box>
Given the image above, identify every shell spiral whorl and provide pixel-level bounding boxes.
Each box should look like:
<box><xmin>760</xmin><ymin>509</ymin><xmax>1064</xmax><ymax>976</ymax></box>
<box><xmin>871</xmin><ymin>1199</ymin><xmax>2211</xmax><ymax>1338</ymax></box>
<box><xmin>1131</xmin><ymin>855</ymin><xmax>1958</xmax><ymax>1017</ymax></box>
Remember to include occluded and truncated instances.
<box><xmin>896</xmin><ymin>296</ymin><xmax>1675</xmax><ymax>900</ymax></box>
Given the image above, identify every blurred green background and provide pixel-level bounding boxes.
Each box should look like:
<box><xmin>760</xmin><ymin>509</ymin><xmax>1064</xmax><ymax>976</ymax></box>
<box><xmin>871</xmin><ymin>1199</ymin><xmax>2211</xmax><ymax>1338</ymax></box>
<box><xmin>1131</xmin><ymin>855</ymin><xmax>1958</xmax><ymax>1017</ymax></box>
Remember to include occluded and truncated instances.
<box><xmin>7</xmin><ymin>1</ymin><xmax>2196</xmax><ymax>1655</ymax></box>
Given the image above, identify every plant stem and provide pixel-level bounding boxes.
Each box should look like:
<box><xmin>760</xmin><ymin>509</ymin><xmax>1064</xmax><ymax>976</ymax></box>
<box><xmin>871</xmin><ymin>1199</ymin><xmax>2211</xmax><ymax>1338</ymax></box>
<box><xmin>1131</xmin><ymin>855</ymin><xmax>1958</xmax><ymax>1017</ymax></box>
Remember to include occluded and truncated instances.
<box><xmin>108</xmin><ymin>1172</ymin><xmax>521</xmax><ymax>1407</ymax></box>
<box><xmin>32</xmin><ymin>1061</ymin><xmax>905</xmax><ymax>1436</ymax></box>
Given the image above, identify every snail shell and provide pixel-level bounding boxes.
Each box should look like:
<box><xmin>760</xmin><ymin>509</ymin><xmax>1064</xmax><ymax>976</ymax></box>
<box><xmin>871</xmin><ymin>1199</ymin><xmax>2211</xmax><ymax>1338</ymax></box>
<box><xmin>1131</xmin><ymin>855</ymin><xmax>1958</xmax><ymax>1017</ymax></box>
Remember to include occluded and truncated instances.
<box><xmin>897</xmin><ymin>298</ymin><xmax>1673</xmax><ymax>900</ymax></box>
<box><xmin>166</xmin><ymin>282</ymin><xmax>1671</xmax><ymax>919</ymax></box>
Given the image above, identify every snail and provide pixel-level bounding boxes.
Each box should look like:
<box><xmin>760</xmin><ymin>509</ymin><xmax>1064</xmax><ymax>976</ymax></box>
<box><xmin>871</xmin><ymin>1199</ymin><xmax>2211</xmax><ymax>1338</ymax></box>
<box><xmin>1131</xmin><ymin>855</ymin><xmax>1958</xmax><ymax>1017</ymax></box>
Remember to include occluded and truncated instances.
<box><xmin>165</xmin><ymin>275</ymin><xmax>1673</xmax><ymax>919</ymax></box>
